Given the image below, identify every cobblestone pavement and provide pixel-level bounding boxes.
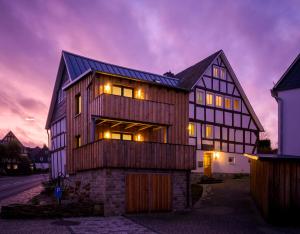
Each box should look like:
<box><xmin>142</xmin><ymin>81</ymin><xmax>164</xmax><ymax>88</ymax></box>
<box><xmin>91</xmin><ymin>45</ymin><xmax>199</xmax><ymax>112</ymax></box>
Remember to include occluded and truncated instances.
<box><xmin>66</xmin><ymin>216</ymin><xmax>156</xmax><ymax>234</ymax></box>
<box><xmin>128</xmin><ymin>178</ymin><xmax>300</xmax><ymax>234</ymax></box>
<box><xmin>0</xmin><ymin>216</ymin><xmax>156</xmax><ymax>234</ymax></box>
<box><xmin>0</xmin><ymin>185</ymin><xmax>43</xmax><ymax>210</ymax></box>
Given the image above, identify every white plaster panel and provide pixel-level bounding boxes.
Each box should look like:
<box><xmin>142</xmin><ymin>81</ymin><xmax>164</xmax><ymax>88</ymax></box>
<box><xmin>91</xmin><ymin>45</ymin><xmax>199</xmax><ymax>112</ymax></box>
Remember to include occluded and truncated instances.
<box><xmin>229</xmin><ymin>144</ymin><xmax>234</xmax><ymax>152</ymax></box>
<box><xmin>203</xmin><ymin>77</ymin><xmax>212</xmax><ymax>89</ymax></box>
<box><xmin>189</xmin><ymin>137</ymin><xmax>196</xmax><ymax>146</ymax></box>
<box><xmin>222</xmin><ymin>127</ymin><xmax>228</xmax><ymax>140</ymax></box>
<box><xmin>245</xmin><ymin>131</ymin><xmax>250</xmax><ymax>144</ymax></box>
<box><xmin>236</xmin><ymin>144</ymin><xmax>243</xmax><ymax>153</ymax></box>
<box><xmin>242</xmin><ymin>115</ymin><xmax>250</xmax><ymax>128</ymax></box>
<box><xmin>245</xmin><ymin>145</ymin><xmax>253</xmax><ymax>154</ymax></box>
<box><xmin>229</xmin><ymin>128</ymin><xmax>235</xmax><ymax>141</ymax></box>
<box><xmin>227</xmin><ymin>83</ymin><xmax>234</xmax><ymax>94</ymax></box>
<box><xmin>234</xmin><ymin>113</ymin><xmax>241</xmax><ymax>127</ymax></box>
<box><xmin>235</xmin><ymin>130</ymin><xmax>243</xmax><ymax>143</ymax></box>
<box><xmin>224</xmin><ymin>112</ymin><xmax>232</xmax><ymax>126</ymax></box>
<box><xmin>251</xmin><ymin>132</ymin><xmax>257</xmax><ymax>144</ymax></box>
<box><xmin>206</xmin><ymin>108</ymin><xmax>214</xmax><ymax>122</ymax></box>
<box><xmin>197</xmin><ymin>78</ymin><xmax>205</xmax><ymax>87</ymax></box>
<box><xmin>249</xmin><ymin>120</ymin><xmax>257</xmax><ymax>130</ymax></box>
<box><xmin>220</xmin><ymin>81</ymin><xmax>226</xmax><ymax>93</ymax></box>
<box><xmin>189</xmin><ymin>103</ymin><xmax>194</xmax><ymax>119</ymax></box>
<box><xmin>215</xmin><ymin>141</ymin><xmax>221</xmax><ymax>150</ymax></box>
<box><xmin>189</xmin><ymin>91</ymin><xmax>194</xmax><ymax>102</ymax></box>
<box><xmin>215</xmin><ymin>126</ymin><xmax>220</xmax><ymax>139</ymax></box>
<box><xmin>216</xmin><ymin>110</ymin><xmax>223</xmax><ymax>124</ymax></box>
<box><xmin>196</xmin><ymin>107</ymin><xmax>205</xmax><ymax>120</ymax></box>
<box><xmin>213</xmin><ymin>79</ymin><xmax>219</xmax><ymax>91</ymax></box>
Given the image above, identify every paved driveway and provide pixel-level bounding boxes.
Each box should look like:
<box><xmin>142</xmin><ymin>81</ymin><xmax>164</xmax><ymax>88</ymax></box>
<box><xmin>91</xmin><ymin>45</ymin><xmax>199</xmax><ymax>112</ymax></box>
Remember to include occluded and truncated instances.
<box><xmin>128</xmin><ymin>178</ymin><xmax>300</xmax><ymax>234</ymax></box>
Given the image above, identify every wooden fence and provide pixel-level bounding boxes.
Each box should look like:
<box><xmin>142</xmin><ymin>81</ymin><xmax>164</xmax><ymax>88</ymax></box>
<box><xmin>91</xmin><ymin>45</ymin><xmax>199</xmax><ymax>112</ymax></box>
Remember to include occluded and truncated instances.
<box><xmin>250</xmin><ymin>156</ymin><xmax>300</xmax><ymax>224</ymax></box>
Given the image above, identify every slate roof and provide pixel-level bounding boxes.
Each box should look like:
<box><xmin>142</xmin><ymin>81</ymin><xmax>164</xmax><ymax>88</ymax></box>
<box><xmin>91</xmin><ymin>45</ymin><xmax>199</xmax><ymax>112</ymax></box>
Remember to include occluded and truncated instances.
<box><xmin>272</xmin><ymin>53</ymin><xmax>300</xmax><ymax>92</ymax></box>
<box><xmin>62</xmin><ymin>51</ymin><xmax>181</xmax><ymax>89</ymax></box>
<box><xmin>176</xmin><ymin>50</ymin><xmax>222</xmax><ymax>89</ymax></box>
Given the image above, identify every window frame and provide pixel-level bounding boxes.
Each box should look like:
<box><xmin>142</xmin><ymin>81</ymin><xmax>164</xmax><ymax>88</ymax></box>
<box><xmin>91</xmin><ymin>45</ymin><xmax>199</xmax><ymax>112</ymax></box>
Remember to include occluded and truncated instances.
<box><xmin>213</xmin><ymin>66</ymin><xmax>219</xmax><ymax>78</ymax></box>
<box><xmin>234</xmin><ymin>99</ymin><xmax>240</xmax><ymax>111</ymax></box>
<box><xmin>205</xmin><ymin>125</ymin><xmax>213</xmax><ymax>139</ymax></box>
<box><xmin>215</xmin><ymin>95</ymin><xmax>223</xmax><ymax>107</ymax></box>
<box><xmin>75</xmin><ymin>93</ymin><xmax>82</xmax><ymax>115</ymax></box>
<box><xmin>225</xmin><ymin>97</ymin><xmax>231</xmax><ymax>109</ymax></box>
<box><xmin>188</xmin><ymin>123</ymin><xmax>196</xmax><ymax>137</ymax></box>
<box><xmin>75</xmin><ymin>135</ymin><xmax>81</xmax><ymax>148</ymax></box>
<box><xmin>196</xmin><ymin>89</ymin><xmax>204</xmax><ymax>104</ymax></box>
<box><xmin>206</xmin><ymin>93</ymin><xmax>213</xmax><ymax>106</ymax></box>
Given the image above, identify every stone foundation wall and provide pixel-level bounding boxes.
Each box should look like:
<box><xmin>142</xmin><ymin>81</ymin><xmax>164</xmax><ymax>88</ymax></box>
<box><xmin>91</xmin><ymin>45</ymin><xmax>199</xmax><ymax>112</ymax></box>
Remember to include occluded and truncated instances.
<box><xmin>65</xmin><ymin>169</ymin><xmax>190</xmax><ymax>215</ymax></box>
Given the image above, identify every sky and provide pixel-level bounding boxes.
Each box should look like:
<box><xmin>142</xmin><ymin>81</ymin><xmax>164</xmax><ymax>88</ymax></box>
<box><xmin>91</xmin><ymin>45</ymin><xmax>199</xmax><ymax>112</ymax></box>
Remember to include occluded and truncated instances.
<box><xmin>0</xmin><ymin>0</ymin><xmax>299</xmax><ymax>148</ymax></box>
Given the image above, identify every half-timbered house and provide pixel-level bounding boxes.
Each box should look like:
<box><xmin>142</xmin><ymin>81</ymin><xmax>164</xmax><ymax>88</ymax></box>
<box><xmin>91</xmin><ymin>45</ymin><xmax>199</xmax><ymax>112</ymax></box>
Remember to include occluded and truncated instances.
<box><xmin>46</xmin><ymin>51</ymin><xmax>195</xmax><ymax>215</ymax></box>
<box><xmin>176</xmin><ymin>50</ymin><xmax>264</xmax><ymax>176</ymax></box>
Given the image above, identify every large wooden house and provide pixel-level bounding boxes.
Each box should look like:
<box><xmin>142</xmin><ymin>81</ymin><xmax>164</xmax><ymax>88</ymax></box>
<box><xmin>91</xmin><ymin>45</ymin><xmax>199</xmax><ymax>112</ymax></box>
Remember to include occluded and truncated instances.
<box><xmin>176</xmin><ymin>50</ymin><xmax>264</xmax><ymax>176</ymax></box>
<box><xmin>46</xmin><ymin>51</ymin><xmax>195</xmax><ymax>215</ymax></box>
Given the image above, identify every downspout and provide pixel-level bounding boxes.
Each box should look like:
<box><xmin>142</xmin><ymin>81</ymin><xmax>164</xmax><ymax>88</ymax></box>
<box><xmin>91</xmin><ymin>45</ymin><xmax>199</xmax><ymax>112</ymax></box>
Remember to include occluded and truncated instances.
<box><xmin>46</xmin><ymin>129</ymin><xmax>52</xmax><ymax>180</ymax></box>
<box><xmin>271</xmin><ymin>90</ymin><xmax>283</xmax><ymax>155</ymax></box>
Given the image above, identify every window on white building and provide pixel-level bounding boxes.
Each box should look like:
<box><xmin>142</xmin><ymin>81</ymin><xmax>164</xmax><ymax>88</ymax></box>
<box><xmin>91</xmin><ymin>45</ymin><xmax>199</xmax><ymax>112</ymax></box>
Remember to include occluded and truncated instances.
<box><xmin>228</xmin><ymin>156</ymin><xmax>235</xmax><ymax>165</ymax></box>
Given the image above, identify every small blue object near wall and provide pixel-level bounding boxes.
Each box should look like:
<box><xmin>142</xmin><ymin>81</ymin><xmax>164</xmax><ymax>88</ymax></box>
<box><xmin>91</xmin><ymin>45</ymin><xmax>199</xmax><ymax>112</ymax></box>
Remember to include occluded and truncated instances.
<box><xmin>54</xmin><ymin>186</ymin><xmax>62</xmax><ymax>200</ymax></box>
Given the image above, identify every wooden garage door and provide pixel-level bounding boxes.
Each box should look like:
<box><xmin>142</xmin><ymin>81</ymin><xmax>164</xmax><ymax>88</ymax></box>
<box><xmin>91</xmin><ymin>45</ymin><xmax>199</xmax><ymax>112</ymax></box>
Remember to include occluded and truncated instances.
<box><xmin>126</xmin><ymin>173</ymin><xmax>171</xmax><ymax>213</ymax></box>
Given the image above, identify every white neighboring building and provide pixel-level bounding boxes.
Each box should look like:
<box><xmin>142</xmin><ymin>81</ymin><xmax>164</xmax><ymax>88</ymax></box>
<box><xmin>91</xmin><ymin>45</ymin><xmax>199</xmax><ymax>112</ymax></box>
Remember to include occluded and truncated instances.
<box><xmin>176</xmin><ymin>50</ymin><xmax>264</xmax><ymax>176</ymax></box>
<box><xmin>272</xmin><ymin>53</ymin><xmax>300</xmax><ymax>156</ymax></box>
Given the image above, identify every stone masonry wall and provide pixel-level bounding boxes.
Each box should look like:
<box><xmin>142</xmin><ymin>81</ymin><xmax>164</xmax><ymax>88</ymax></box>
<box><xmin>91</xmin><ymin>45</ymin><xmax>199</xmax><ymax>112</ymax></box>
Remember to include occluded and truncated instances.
<box><xmin>65</xmin><ymin>169</ymin><xmax>190</xmax><ymax>215</ymax></box>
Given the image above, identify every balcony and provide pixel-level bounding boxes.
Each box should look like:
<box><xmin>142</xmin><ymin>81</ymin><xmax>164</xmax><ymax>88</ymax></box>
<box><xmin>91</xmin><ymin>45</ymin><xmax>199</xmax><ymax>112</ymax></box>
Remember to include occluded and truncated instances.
<box><xmin>72</xmin><ymin>139</ymin><xmax>195</xmax><ymax>172</ymax></box>
<box><xmin>90</xmin><ymin>94</ymin><xmax>174</xmax><ymax>125</ymax></box>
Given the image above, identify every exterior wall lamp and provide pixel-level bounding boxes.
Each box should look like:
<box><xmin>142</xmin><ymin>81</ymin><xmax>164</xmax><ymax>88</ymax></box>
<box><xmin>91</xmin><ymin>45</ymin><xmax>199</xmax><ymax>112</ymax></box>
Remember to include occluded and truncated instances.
<box><xmin>213</xmin><ymin>151</ymin><xmax>220</xmax><ymax>160</ymax></box>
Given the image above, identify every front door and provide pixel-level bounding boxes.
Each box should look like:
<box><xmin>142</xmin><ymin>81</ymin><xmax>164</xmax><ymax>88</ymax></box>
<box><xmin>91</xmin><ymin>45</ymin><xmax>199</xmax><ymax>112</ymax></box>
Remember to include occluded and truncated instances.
<box><xmin>203</xmin><ymin>152</ymin><xmax>212</xmax><ymax>177</ymax></box>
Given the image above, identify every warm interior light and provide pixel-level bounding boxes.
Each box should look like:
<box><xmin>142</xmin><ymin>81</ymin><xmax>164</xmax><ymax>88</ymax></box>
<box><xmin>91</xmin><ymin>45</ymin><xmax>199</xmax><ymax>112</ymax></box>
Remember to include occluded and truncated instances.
<box><xmin>104</xmin><ymin>83</ymin><xmax>111</xmax><ymax>94</ymax></box>
<box><xmin>136</xmin><ymin>134</ymin><xmax>143</xmax><ymax>142</ymax></box>
<box><xmin>104</xmin><ymin>131</ymin><xmax>111</xmax><ymax>139</ymax></box>
<box><xmin>213</xmin><ymin>151</ymin><xmax>220</xmax><ymax>159</ymax></box>
<box><xmin>136</xmin><ymin>89</ymin><xmax>143</xmax><ymax>99</ymax></box>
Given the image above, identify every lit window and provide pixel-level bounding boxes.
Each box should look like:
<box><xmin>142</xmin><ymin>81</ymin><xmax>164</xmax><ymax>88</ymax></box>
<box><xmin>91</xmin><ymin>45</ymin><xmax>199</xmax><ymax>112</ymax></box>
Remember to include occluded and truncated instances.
<box><xmin>104</xmin><ymin>131</ymin><xmax>111</xmax><ymax>139</ymax></box>
<box><xmin>225</xmin><ymin>98</ymin><xmax>231</xmax><ymax>109</ymax></box>
<box><xmin>135</xmin><ymin>89</ymin><xmax>144</xmax><ymax>99</ymax></box>
<box><xmin>75</xmin><ymin>94</ymin><xmax>82</xmax><ymax>115</ymax></box>
<box><xmin>228</xmin><ymin>156</ymin><xmax>235</xmax><ymax>165</ymax></box>
<box><xmin>123</xmin><ymin>134</ymin><xmax>133</xmax><ymax>141</ymax></box>
<box><xmin>104</xmin><ymin>83</ymin><xmax>111</xmax><ymax>94</ymax></box>
<box><xmin>75</xmin><ymin>135</ymin><xmax>81</xmax><ymax>148</ymax></box>
<box><xmin>206</xmin><ymin>93</ymin><xmax>213</xmax><ymax>105</ymax></box>
<box><xmin>213</xmin><ymin>67</ymin><xmax>219</xmax><ymax>78</ymax></box>
<box><xmin>124</xmin><ymin>88</ymin><xmax>133</xmax><ymax>98</ymax></box>
<box><xmin>135</xmin><ymin>134</ymin><xmax>144</xmax><ymax>142</ymax></box>
<box><xmin>7</xmin><ymin>164</ymin><xmax>11</xmax><ymax>170</ymax></box>
<box><xmin>215</xmin><ymin>96</ymin><xmax>222</xmax><ymax>107</ymax></box>
<box><xmin>206</xmin><ymin>125</ymin><xmax>213</xmax><ymax>138</ymax></box>
<box><xmin>112</xmin><ymin>86</ymin><xmax>122</xmax><ymax>96</ymax></box>
<box><xmin>234</xmin><ymin>100</ymin><xmax>240</xmax><ymax>110</ymax></box>
<box><xmin>220</xmin><ymin>68</ymin><xmax>226</xmax><ymax>79</ymax></box>
<box><xmin>188</xmin><ymin>123</ymin><xmax>195</xmax><ymax>137</ymax></box>
<box><xmin>196</xmin><ymin>90</ymin><xmax>204</xmax><ymax>104</ymax></box>
<box><xmin>111</xmin><ymin>133</ymin><xmax>121</xmax><ymax>140</ymax></box>
<box><xmin>13</xmin><ymin>164</ymin><xmax>18</xmax><ymax>170</ymax></box>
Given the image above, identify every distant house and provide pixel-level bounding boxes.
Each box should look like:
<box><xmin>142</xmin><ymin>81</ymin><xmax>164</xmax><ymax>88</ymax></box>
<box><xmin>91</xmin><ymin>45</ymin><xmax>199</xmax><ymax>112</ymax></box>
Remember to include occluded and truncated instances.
<box><xmin>27</xmin><ymin>146</ymin><xmax>50</xmax><ymax>170</ymax></box>
<box><xmin>1</xmin><ymin>131</ymin><xmax>28</xmax><ymax>156</ymax></box>
<box><xmin>271</xmin><ymin>53</ymin><xmax>300</xmax><ymax>156</ymax></box>
<box><xmin>0</xmin><ymin>131</ymin><xmax>32</xmax><ymax>174</ymax></box>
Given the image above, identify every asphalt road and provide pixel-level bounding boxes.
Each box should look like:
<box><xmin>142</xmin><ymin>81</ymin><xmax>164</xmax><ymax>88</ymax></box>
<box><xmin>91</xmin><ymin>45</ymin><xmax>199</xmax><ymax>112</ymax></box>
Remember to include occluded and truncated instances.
<box><xmin>0</xmin><ymin>174</ymin><xmax>48</xmax><ymax>201</ymax></box>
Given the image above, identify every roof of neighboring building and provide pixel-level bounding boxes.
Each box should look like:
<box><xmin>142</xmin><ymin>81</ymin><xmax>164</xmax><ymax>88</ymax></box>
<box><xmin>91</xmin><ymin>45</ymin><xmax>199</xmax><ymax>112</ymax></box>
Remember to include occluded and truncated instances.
<box><xmin>272</xmin><ymin>53</ymin><xmax>300</xmax><ymax>92</ymax></box>
<box><xmin>27</xmin><ymin>146</ymin><xmax>50</xmax><ymax>162</ymax></box>
<box><xmin>1</xmin><ymin>131</ymin><xmax>24</xmax><ymax>147</ymax></box>
<box><xmin>62</xmin><ymin>51</ymin><xmax>182</xmax><ymax>90</ymax></box>
<box><xmin>176</xmin><ymin>50</ymin><xmax>222</xmax><ymax>89</ymax></box>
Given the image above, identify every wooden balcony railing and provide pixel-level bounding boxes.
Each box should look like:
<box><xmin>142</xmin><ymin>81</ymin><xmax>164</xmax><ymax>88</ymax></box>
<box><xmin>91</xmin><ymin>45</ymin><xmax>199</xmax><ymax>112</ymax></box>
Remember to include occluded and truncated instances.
<box><xmin>72</xmin><ymin>139</ymin><xmax>195</xmax><ymax>172</ymax></box>
<box><xmin>90</xmin><ymin>94</ymin><xmax>174</xmax><ymax>125</ymax></box>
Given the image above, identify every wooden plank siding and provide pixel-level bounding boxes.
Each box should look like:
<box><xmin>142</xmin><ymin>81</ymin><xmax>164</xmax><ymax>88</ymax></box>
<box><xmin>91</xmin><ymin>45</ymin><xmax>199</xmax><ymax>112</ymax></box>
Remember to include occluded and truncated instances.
<box><xmin>66</xmin><ymin>73</ymin><xmax>191</xmax><ymax>174</ymax></box>
<box><xmin>250</xmin><ymin>158</ymin><xmax>300</xmax><ymax>224</ymax></box>
<box><xmin>91</xmin><ymin>94</ymin><xmax>174</xmax><ymax>125</ymax></box>
<box><xmin>73</xmin><ymin>139</ymin><xmax>195</xmax><ymax>171</ymax></box>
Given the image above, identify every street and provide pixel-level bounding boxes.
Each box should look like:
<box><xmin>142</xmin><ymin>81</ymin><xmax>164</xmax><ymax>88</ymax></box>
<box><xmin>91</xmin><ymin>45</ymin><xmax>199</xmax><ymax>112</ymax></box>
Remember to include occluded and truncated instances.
<box><xmin>0</xmin><ymin>174</ymin><xmax>48</xmax><ymax>201</ymax></box>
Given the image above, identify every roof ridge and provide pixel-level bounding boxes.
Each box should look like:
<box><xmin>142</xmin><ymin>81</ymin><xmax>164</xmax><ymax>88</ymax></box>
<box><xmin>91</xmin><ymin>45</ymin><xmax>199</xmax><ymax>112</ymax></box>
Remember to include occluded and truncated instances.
<box><xmin>62</xmin><ymin>50</ymin><xmax>179</xmax><ymax>81</ymax></box>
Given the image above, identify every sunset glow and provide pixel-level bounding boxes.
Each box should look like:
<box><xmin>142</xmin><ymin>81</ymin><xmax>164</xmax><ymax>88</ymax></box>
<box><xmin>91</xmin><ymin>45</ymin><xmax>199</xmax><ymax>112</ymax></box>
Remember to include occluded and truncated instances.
<box><xmin>0</xmin><ymin>0</ymin><xmax>300</xmax><ymax>148</ymax></box>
